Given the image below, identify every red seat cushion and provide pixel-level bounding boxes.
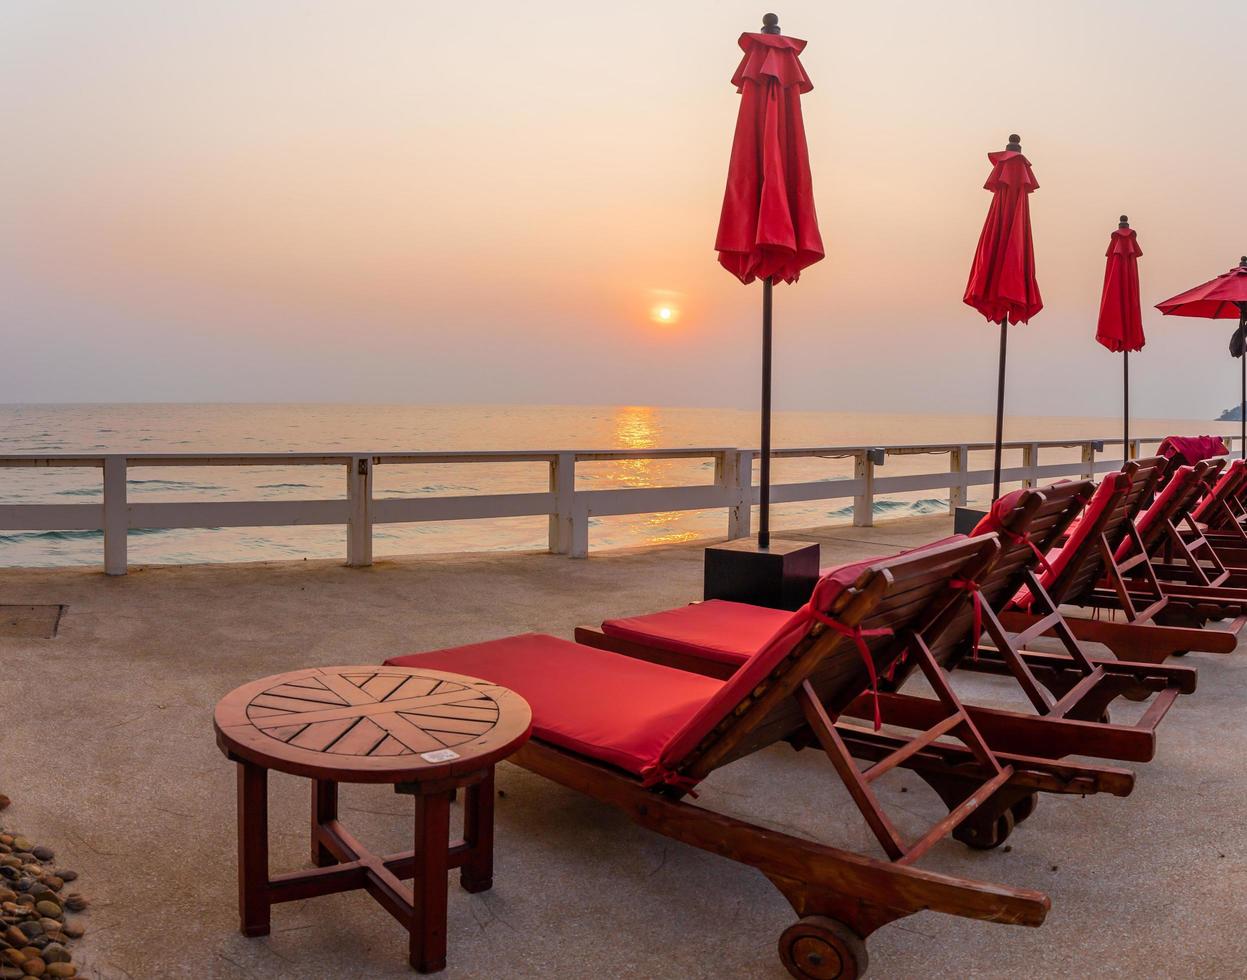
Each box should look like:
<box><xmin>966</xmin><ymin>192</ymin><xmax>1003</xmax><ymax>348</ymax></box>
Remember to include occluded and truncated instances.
<box><xmin>385</xmin><ymin>634</ymin><xmax>723</xmax><ymax>777</ymax></box>
<box><xmin>1013</xmin><ymin>472</ymin><xmax>1126</xmax><ymax>609</ymax></box>
<box><xmin>1115</xmin><ymin>465</ymin><xmax>1196</xmax><ymax>561</ymax></box>
<box><xmin>1192</xmin><ymin>458</ymin><xmax>1247</xmax><ymax>523</ymax></box>
<box><xmin>602</xmin><ymin>599</ymin><xmax>791</xmax><ymax>666</ymax></box>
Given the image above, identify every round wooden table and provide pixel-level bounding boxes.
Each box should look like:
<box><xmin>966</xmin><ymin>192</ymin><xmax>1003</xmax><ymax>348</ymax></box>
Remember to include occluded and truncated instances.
<box><xmin>214</xmin><ymin>665</ymin><xmax>532</xmax><ymax>974</ymax></box>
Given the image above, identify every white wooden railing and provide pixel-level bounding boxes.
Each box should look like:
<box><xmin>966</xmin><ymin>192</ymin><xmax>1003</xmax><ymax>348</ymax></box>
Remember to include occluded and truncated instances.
<box><xmin>0</xmin><ymin>435</ymin><xmax>1235</xmax><ymax>574</ymax></box>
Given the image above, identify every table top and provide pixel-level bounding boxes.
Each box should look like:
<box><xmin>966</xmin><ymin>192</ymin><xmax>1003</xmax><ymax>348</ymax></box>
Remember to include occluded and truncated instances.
<box><xmin>214</xmin><ymin>666</ymin><xmax>532</xmax><ymax>783</ymax></box>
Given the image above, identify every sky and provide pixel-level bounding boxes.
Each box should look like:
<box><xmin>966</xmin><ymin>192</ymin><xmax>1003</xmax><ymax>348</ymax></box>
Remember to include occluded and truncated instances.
<box><xmin>3</xmin><ymin>1</ymin><xmax>1245</xmax><ymax>418</ymax></box>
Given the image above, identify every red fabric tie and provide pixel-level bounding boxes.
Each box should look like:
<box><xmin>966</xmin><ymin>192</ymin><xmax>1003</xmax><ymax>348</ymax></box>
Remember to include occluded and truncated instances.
<box><xmin>639</xmin><ymin>766</ymin><xmax>701</xmax><ymax>798</ymax></box>
<box><xmin>950</xmin><ymin>579</ymin><xmax>984</xmax><ymax>660</ymax></box>
<box><xmin>809</xmin><ymin>609</ymin><xmax>893</xmax><ymax>730</ymax></box>
<box><xmin>1001</xmin><ymin>528</ymin><xmax>1052</xmax><ymax>574</ymax></box>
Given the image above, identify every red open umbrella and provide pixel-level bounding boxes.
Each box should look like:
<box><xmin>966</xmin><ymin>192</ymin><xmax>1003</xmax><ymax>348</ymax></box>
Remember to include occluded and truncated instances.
<box><xmin>716</xmin><ymin>12</ymin><xmax>823</xmax><ymax>548</ymax></box>
<box><xmin>1095</xmin><ymin>216</ymin><xmax>1145</xmax><ymax>459</ymax></box>
<box><xmin>1157</xmin><ymin>256</ymin><xmax>1247</xmax><ymax>458</ymax></box>
<box><xmin>963</xmin><ymin>136</ymin><xmax>1042</xmax><ymax>500</ymax></box>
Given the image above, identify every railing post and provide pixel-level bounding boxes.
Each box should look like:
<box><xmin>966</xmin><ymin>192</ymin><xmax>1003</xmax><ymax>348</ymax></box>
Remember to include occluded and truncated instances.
<box><xmin>853</xmin><ymin>450</ymin><xmax>875</xmax><ymax>527</ymax></box>
<box><xmin>548</xmin><ymin>452</ymin><xmax>575</xmax><ymax>554</ymax></box>
<box><xmin>948</xmin><ymin>445</ymin><xmax>968</xmax><ymax>513</ymax></box>
<box><xmin>1081</xmin><ymin>441</ymin><xmax>1096</xmax><ymax>480</ymax></box>
<box><xmin>346</xmin><ymin>456</ymin><xmax>373</xmax><ymax>567</ymax></box>
<box><xmin>103</xmin><ymin>455</ymin><xmax>127</xmax><ymax>576</ymax></box>
<box><xmin>570</xmin><ymin>498</ymin><xmax>589</xmax><ymax>559</ymax></box>
<box><xmin>718</xmin><ymin>449</ymin><xmax>752</xmax><ymax>540</ymax></box>
<box><xmin>1022</xmin><ymin>442</ymin><xmax>1040</xmax><ymax>488</ymax></box>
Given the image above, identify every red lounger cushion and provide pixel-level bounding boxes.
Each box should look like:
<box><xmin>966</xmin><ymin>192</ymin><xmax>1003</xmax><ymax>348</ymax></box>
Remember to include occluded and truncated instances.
<box><xmin>1192</xmin><ymin>458</ymin><xmax>1247</xmax><ymax>523</ymax></box>
<box><xmin>385</xmin><ymin>634</ymin><xmax>723</xmax><ymax>777</ymax></box>
<box><xmin>1115</xmin><ymin>465</ymin><xmax>1196</xmax><ymax>561</ymax></box>
<box><xmin>601</xmin><ymin>599</ymin><xmax>792</xmax><ymax>666</ymax></box>
<box><xmin>602</xmin><ymin>538</ymin><xmax>969</xmax><ymax>671</ymax></box>
<box><xmin>1013</xmin><ymin>472</ymin><xmax>1126</xmax><ymax>609</ymax></box>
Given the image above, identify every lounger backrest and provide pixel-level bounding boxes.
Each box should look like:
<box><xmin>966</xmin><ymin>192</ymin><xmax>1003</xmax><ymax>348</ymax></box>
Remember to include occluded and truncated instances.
<box><xmin>1192</xmin><ymin>458</ymin><xmax>1247</xmax><ymax>527</ymax></box>
<box><xmin>1039</xmin><ymin>456</ymin><xmax>1166</xmax><ymax>605</ymax></box>
<box><xmin>1117</xmin><ymin>462</ymin><xmax>1208</xmax><ymax>560</ymax></box>
<box><xmin>660</xmin><ymin>535</ymin><xmax>1002</xmax><ymax>778</ymax></box>
<box><xmin>969</xmin><ymin>480</ymin><xmax>1094</xmax><ymax>610</ymax></box>
<box><xmin>879</xmin><ymin>480</ymin><xmax>1094</xmax><ymax>672</ymax></box>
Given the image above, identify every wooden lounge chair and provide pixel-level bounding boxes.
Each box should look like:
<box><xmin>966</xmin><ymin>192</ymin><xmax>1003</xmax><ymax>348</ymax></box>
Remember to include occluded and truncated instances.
<box><xmin>1104</xmin><ymin>461</ymin><xmax>1247</xmax><ymax>635</ymax></box>
<box><xmin>578</xmin><ymin>480</ymin><xmax>1195</xmax><ymax>767</ymax></box>
<box><xmin>1180</xmin><ymin>458</ymin><xmax>1247</xmax><ymax>564</ymax></box>
<box><xmin>385</xmin><ymin>537</ymin><xmax>1093</xmax><ymax>978</ymax></box>
<box><xmin>1002</xmin><ymin>457</ymin><xmax>1238</xmax><ymax>662</ymax></box>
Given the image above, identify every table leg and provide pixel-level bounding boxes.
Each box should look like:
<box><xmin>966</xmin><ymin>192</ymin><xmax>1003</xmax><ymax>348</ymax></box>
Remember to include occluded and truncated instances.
<box><xmin>236</xmin><ymin>762</ymin><xmax>271</xmax><ymax>937</ymax></box>
<box><xmin>409</xmin><ymin>790</ymin><xmax>451</xmax><ymax>973</ymax></box>
<box><xmin>311</xmin><ymin>778</ymin><xmax>339</xmax><ymax>867</ymax></box>
<box><xmin>460</xmin><ymin>768</ymin><xmax>495</xmax><ymax>893</ymax></box>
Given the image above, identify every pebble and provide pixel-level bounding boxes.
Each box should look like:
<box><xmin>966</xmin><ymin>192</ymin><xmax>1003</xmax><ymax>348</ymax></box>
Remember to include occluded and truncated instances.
<box><xmin>0</xmin><ymin>798</ymin><xmax>8</xmax><ymax>812</ymax></box>
<box><xmin>0</xmin><ymin>823</ymin><xmax>82</xmax><ymax>980</ymax></box>
<box><xmin>37</xmin><ymin>946</ymin><xmax>68</xmax><ymax>966</ymax></box>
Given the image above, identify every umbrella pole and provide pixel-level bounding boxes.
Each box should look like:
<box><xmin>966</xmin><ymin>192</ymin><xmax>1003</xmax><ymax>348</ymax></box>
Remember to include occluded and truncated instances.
<box><xmin>759</xmin><ymin>277</ymin><xmax>773</xmax><ymax>548</ymax></box>
<box><xmin>1241</xmin><ymin>309</ymin><xmax>1246</xmax><ymax>460</ymax></box>
<box><xmin>1123</xmin><ymin>350</ymin><xmax>1130</xmax><ymax>461</ymax></box>
<box><xmin>992</xmin><ymin>318</ymin><xmax>1008</xmax><ymax>500</ymax></box>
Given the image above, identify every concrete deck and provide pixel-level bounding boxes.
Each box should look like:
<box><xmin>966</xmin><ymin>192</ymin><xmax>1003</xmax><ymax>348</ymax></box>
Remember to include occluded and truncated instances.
<box><xmin>2</xmin><ymin>516</ymin><xmax>1246</xmax><ymax>978</ymax></box>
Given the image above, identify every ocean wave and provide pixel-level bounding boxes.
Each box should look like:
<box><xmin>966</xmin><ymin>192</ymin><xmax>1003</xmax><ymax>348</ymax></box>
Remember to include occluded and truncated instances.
<box><xmin>0</xmin><ymin>527</ymin><xmax>170</xmax><ymax>544</ymax></box>
<box><xmin>126</xmin><ymin>479</ymin><xmax>224</xmax><ymax>492</ymax></box>
<box><xmin>56</xmin><ymin>487</ymin><xmax>103</xmax><ymax>497</ymax></box>
<box><xmin>386</xmin><ymin>484</ymin><xmax>480</xmax><ymax>495</ymax></box>
<box><xmin>257</xmin><ymin>482</ymin><xmax>317</xmax><ymax>490</ymax></box>
<box><xmin>826</xmin><ymin>498</ymin><xmax>949</xmax><ymax>520</ymax></box>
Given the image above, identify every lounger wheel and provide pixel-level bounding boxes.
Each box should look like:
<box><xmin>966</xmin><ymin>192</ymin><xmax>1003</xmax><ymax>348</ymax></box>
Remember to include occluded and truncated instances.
<box><xmin>778</xmin><ymin>916</ymin><xmax>868</xmax><ymax>980</ymax></box>
<box><xmin>1010</xmin><ymin>792</ymin><xmax>1039</xmax><ymax>825</ymax></box>
<box><xmin>952</xmin><ymin>808</ymin><xmax>1016</xmax><ymax>850</ymax></box>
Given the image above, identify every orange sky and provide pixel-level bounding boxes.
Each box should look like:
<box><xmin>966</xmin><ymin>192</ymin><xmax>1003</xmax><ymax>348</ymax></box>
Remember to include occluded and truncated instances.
<box><xmin>4</xmin><ymin>1</ymin><xmax>1245</xmax><ymax>418</ymax></box>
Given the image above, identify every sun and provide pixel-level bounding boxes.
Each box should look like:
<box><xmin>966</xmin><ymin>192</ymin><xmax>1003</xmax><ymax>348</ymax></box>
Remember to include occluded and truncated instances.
<box><xmin>649</xmin><ymin>301</ymin><xmax>681</xmax><ymax>325</ymax></box>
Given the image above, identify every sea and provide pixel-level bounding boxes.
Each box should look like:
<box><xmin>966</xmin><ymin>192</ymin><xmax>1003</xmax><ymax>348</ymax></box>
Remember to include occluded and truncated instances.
<box><xmin>0</xmin><ymin>403</ymin><xmax>1236</xmax><ymax>568</ymax></box>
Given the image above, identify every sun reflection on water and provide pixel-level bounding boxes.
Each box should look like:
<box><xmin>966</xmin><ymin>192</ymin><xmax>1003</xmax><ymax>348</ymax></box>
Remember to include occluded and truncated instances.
<box><xmin>609</xmin><ymin>406</ymin><xmax>698</xmax><ymax>544</ymax></box>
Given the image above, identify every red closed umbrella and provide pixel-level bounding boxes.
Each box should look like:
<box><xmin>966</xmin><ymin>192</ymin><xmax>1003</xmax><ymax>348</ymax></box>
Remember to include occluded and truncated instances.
<box><xmin>964</xmin><ymin>136</ymin><xmax>1042</xmax><ymax>500</ymax></box>
<box><xmin>716</xmin><ymin>13</ymin><xmax>823</xmax><ymax>548</ymax></box>
<box><xmin>1157</xmin><ymin>257</ymin><xmax>1247</xmax><ymax>458</ymax></box>
<box><xmin>1096</xmin><ymin>216</ymin><xmax>1145</xmax><ymax>460</ymax></box>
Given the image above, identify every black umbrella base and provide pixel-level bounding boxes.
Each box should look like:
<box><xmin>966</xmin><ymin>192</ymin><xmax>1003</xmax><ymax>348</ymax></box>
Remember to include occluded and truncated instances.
<box><xmin>704</xmin><ymin>538</ymin><xmax>820</xmax><ymax>611</ymax></box>
<box><xmin>953</xmin><ymin>506</ymin><xmax>990</xmax><ymax>535</ymax></box>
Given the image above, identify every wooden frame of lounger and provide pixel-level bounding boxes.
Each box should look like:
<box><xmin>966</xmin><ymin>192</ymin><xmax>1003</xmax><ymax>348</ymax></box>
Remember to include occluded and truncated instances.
<box><xmin>580</xmin><ymin>480</ymin><xmax>1193</xmax><ymax>770</ymax></box>
<box><xmin>1003</xmin><ymin>457</ymin><xmax>1237</xmax><ymax>663</ymax></box>
<box><xmin>515</xmin><ymin>538</ymin><xmax>1068</xmax><ymax>977</ymax></box>
<box><xmin>581</xmin><ymin>533</ymin><xmax>1136</xmax><ymax>853</ymax></box>
<box><xmin>887</xmin><ymin>480</ymin><xmax>1195</xmax><ymax>764</ymax></box>
<box><xmin>1085</xmin><ymin>459</ymin><xmax>1247</xmax><ymax>637</ymax></box>
<box><xmin>1171</xmin><ymin>459</ymin><xmax>1247</xmax><ymax>570</ymax></box>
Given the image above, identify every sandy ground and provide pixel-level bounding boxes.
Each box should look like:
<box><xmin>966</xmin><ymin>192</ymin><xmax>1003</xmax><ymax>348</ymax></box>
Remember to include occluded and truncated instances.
<box><xmin>1</xmin><ymin>516</ymin><xmax>1245</xmax><ymax>979</ymax></box>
